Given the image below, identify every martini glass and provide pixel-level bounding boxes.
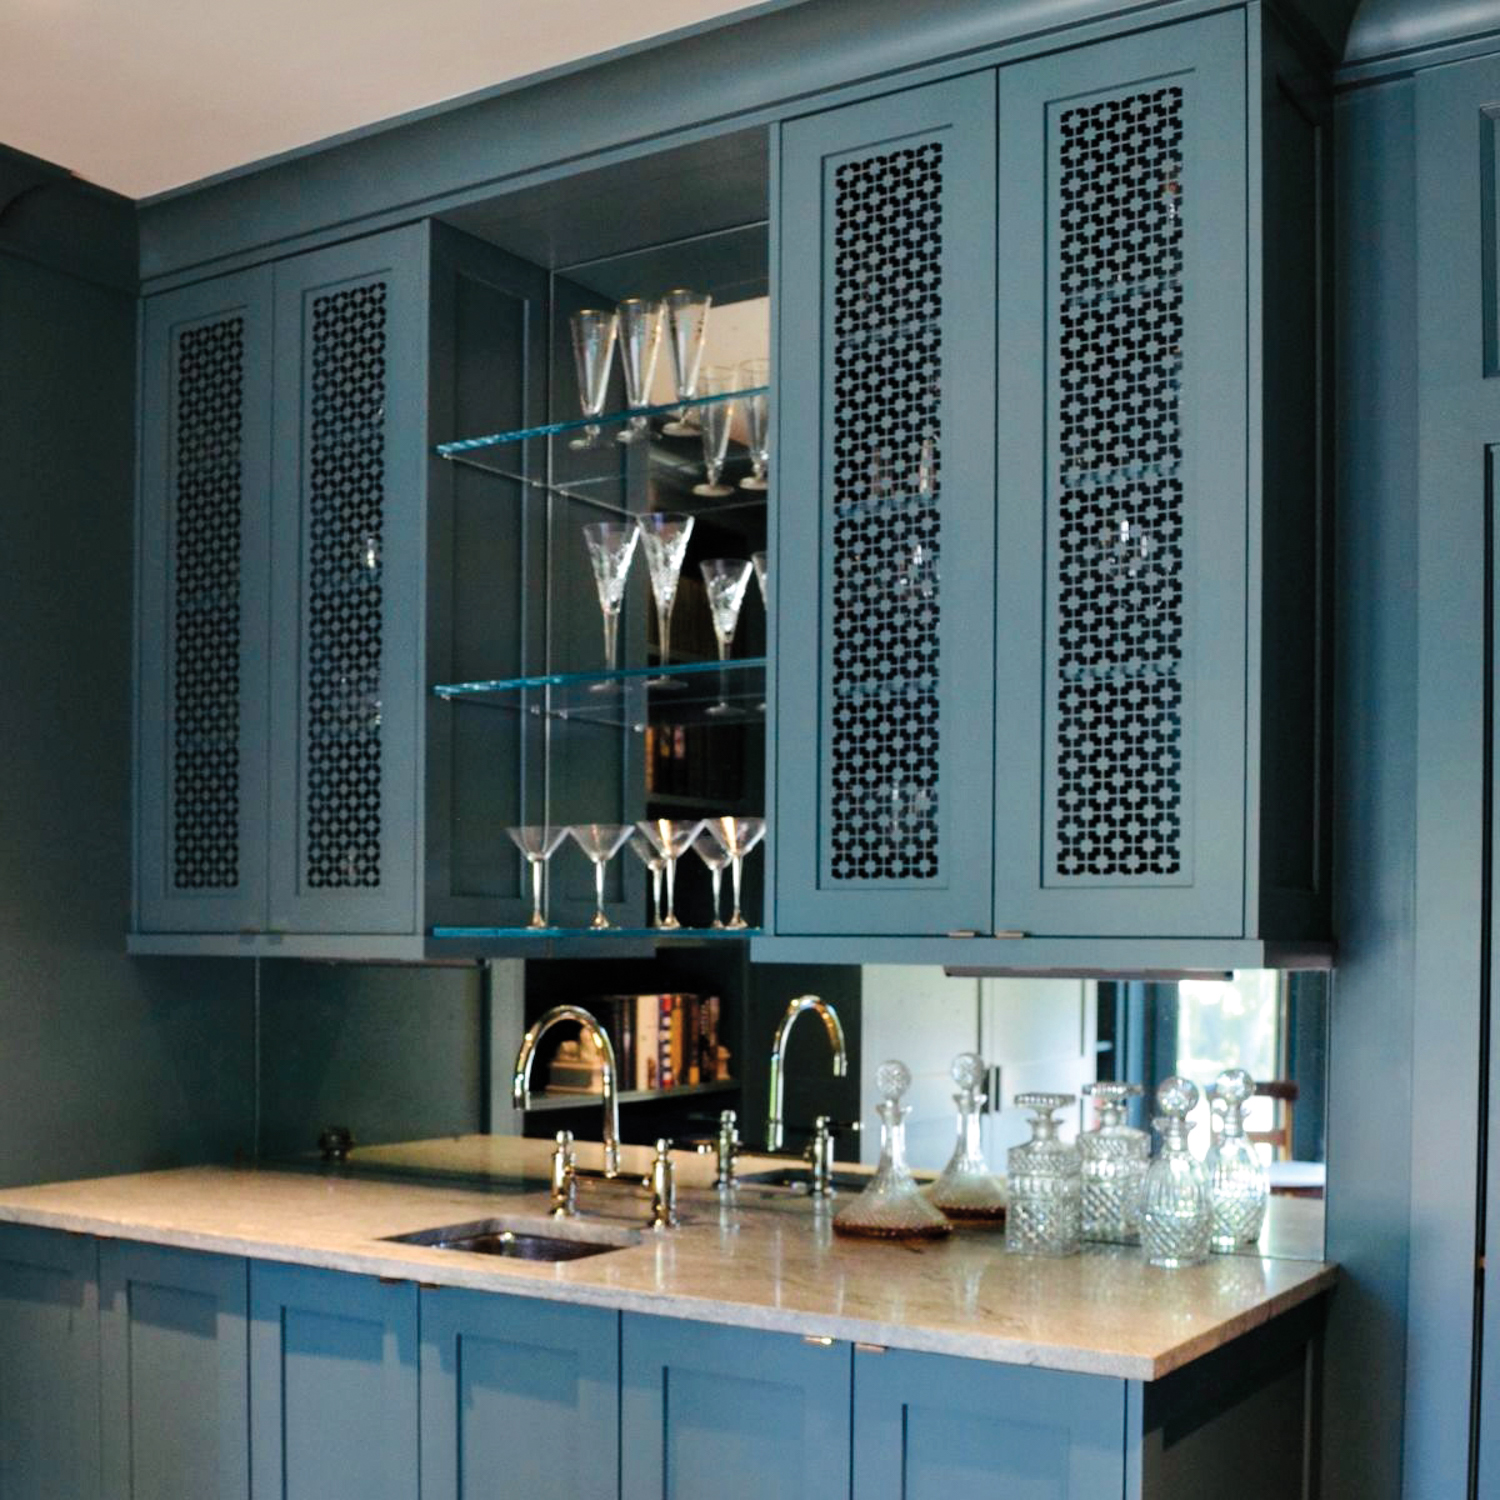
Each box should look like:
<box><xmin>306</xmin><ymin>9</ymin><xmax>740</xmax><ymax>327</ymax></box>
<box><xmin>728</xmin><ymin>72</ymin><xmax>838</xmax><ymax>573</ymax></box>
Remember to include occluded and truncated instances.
<box><xmin>507</xmin><ymin>825</ymin><xmax>567</xmax><ymax>929</ymax></box>
<box><xmin>636</xmin><ymin>819</ymin><xmax>705</xmax><ymax>930</ymax></box>
<box><xmin>582</xmin><ymin>520</ymin><xmax>640</xmax><ymax>679</ymax></box>
<box><xmin>569</xmin><ymin>308</ymin><xmax>618</xmax><ymax>450</ymax></box>
<box><xmin>700</xmin><ymin>558</ymin><xmax>754</xmax><ymax>714</ymax></box>
<box><xmin>626</xmin><ymin>832</ymin><xmax>666</xmax><ymax>926</ymax></box>
<box><xmin>709</xmin><ymin>815</ymin><xmax>766</xmax><ymax>930</ymax></box>
<box><xmin>738</xmin><ymin>358</ymin><xmax>770</xmax><ymax>489</ymax></box>
<box><xmin>662</xmin><ymin>289</ymin><xmax>711</xmax><ymax>436</ymax></box>
<box><xmin>693</xmin><ymin>367</ymin><xmax>737</xmax><ymax>497</ymax></box>
<box><xmin>638</xmin><ymin>511</ymin><xmax>695</xmax><ymax>684</ymax></box>
<box><xmin>692</xmin><ymin>829</ymin><xmax>730</xmax><ymax>928</ymax></box>
<box><xmin>567</xmin><ymin>823</ymin><xmax>635</xmax><ymax>930</ymax></box>
<box><xmin>617</xmin><ymin>297</ymin><xmax>664</xmax><ymax>444</ymax></box>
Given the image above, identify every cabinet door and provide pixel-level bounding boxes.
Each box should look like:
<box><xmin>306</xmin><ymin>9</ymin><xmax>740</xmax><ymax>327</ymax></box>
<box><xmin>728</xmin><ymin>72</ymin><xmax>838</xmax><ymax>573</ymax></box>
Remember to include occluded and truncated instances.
<box><xmin>249</xmin><ymin>1263</ymin><xmax>417</xmax><ymax>1500</ymax></box>
<box><xmin>775</xmin><ymin>74</ymin><xmax>999</xmax><ymax>937</ymax></box>
<box><xmin>852</xmin><ymin>1346</ymin><xmax>1125</xmax><ymax>1498</ymax></box>
<box><xmin>993</xmin><ymin>12</ymin><xmax>1250</xmax><ymax>937</ymax></box>
<box><xmin>0</xmin><ymin>1225</ymin><xmax>100</xmax><ymax>1500</ymax></box>
<box><xmin>137</xmin><ymin>269</ymin><xmax>273</xmax><ymax>934</ymax></box>
<box><xmin>267</xmin><ymin>227</ymin><xmax>428</xmax><ymax>935</ymax></box>
<box><xmin>621</xmin><ymin>1315</ymin><xmax>851</xmax><ymax>1500</ymax></box>
<box><xmin>421</xmin><ymin>1287</ymin><xmax>618</xmax><ymax>1500</ymax></box>
<box><xmin>100</xmin><ymin>1241</ymin><xmax>249</xmax><ymax>1500</ymax></box>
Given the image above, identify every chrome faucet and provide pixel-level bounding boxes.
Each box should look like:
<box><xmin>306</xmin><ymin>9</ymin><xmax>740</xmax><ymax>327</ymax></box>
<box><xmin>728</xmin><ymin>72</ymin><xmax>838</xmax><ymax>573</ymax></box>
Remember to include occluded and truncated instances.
<box><xmin>513</xmin><ymin>1004</ymin><xmax>621</xmax><ymax>1176</ymax></box>
<box><xmin>766</xmin><ymin>995</ymin><xmax>848</xmax><ymax>1152</ymax></box>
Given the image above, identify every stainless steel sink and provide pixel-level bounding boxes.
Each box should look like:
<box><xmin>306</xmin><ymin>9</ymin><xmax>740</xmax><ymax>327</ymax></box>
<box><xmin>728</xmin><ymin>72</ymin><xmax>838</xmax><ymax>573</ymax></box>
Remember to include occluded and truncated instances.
<box><xmin>385</xmin><ymin>1219</ymin><xmax>627</xmax><ymax>1262</ymax></box>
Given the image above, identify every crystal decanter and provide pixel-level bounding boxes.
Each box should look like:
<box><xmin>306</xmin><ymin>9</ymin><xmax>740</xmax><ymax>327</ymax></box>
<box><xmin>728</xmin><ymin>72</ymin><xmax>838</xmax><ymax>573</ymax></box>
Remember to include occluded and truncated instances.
<box><xmin>1005</xmin><ymin>1093</ymin><xmax>1081</xmax><ymax>1257</ymax></box>
<box><xmin>927</xmin><ymin>1053</ymin><xmax>1006</xmax><ymax>1225</ymax></box>
<box><xmin>1079</xmin><ymin>1081</ymin><xmax>1148</xmax><ymax>1244</ymax></box>
<box><xmin>833</xmin><ymin>1060</ymin><xmax>951</xmax><ymax>1241</ymax></box>
<box><xmin>1205</xmin><ymin>1067</ymin><xmax>1269</xmax><ymax>1252</ymax></box>
<box><xmin>1140</xmin><ymin>1077</ymin><xmax>1212</xmax><ymax>1269</ymax></box>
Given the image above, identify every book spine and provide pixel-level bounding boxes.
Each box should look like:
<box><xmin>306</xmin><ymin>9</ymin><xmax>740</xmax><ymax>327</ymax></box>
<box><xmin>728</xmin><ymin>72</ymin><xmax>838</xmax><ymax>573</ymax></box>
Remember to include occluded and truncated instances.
<box><xmin>659</xmin><ymin>995</ymin><xmax>675</xmax><ymax>1090</ymax></box>
<box><xmin>686</xmin><ymin>996</ymin><xmax>702</xmax><ymax>1087</ymax></box>
<box><xmin>638</xmin><ymin>996</ymin><xmax>658</xmax><ymax>1091</ymax></box>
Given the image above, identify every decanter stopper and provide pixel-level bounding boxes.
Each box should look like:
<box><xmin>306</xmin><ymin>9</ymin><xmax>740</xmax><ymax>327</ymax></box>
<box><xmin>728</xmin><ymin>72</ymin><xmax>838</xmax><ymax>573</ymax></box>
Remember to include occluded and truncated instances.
<box><xmin>834</xmin><ymin>1060</ymin><xmax>950</xmax><ymax>1240</ymax></box>
<box><xmin>1005</xmin><ymin>1092</ymin><xmax>1080</xmax><ymax>1257</ymax></box>
<box><xmin>1079</xmin><ymin>1081</ymin><xmax>1148</xmax><ymax>1244</ymax></box>
<box><xmin>1140</xmin><ymin>1076</ymin><xmax>1212</xmax><ymax>1268</ymax></box>
<box><xmin>927</xmin><ymin>1053</ymin><xmax>1006</xmax><ymax>1224</ymax></box>
<box><xmin>1205</xmin><ymin>1067</ymin><xmax>1269</xmax><ymax>1252</ymax></box>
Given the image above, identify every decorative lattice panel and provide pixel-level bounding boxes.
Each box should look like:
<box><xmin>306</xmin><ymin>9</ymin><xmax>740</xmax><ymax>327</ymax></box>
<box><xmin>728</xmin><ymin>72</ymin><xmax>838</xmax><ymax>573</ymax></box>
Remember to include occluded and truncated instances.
<box><xmin>172</xmin><ymin>317</ymin><xmax>244</xmax><ymax>890</ymax></box>
<box><xmin>1053</xmin><ymin>88</ymin><xmax>1186</xmax><ymax>879</ymax></box>
<box><xmin>827</xmin><ymin>141</ymin><xmax>944</xmax><ymax>881</ymax></box>
<box><xmin>304</xmin><ymin>282</ymin><xmax>387</xmax><ymax>889</ymax></box>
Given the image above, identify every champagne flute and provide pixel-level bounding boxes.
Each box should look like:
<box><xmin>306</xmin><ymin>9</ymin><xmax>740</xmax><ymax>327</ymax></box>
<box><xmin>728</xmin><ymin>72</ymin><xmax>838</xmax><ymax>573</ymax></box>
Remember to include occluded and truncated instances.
<box><xmin>626</xmin><ymin>832</ymin><xmax>666</xmax><ymax>926</ymax></box>
<box><xmin>582</xmin><ymin>520</ymin><xmax>640</xmax><ymax>679</ymax></box>
<box><xmin>700</xmin><ymin>558</ymin><xmax>754</xmax><ymax>714</ymax></box>
<box><xmin>567</xmin><ymin>823</ymin><xmax>635</xmax><ymax>930</ymax></box>
<box><xmin>507</xmin><ymin>825</ymin><xmax>567</xmax><ymax>929</ymax></box>
<box><xmin>569</xmin><ymin>308</ymin><xmax>618</xmax><ymax>450</ymax></box>
<box><xmin>662</xmin><ymin>289</ymin><xmax>711</xmax><ymax>436</ymax></box>
<box><xmin>738</xmin><ymin>358</ymin><xmax>770</xmax><ymax>489</ymax></box>
<box><xmin>752</xmin><ymin>550</ymin><xmax>768</xmax><ymax>710</ymax></box>
<box><xmin>617</xmin><ymin>297</ymin><xmax>664</xmax><ymax>444</ymax></box>
<box><xmin>709</xmin><ymin>816</ymin><xmax>766</xmax><ymax>930</ymax></box>
<box><xmin>636</xmin><ymin>819</ymin><xmax>705</xmax><ymax>930</ymax></box>
<box><xmin>692</xmin><ymin>829</ymin><xmax>730</xmax><ymax>928</ymax></box>
<box><xmin>637</xmin><ymin>511</ymin><xmax>695</xmax><ymax>684</ymax></box>
<box><xmin>693</xmin><ymin>367</ymin><xmax>737</xmax><ymax>497</ymax></box>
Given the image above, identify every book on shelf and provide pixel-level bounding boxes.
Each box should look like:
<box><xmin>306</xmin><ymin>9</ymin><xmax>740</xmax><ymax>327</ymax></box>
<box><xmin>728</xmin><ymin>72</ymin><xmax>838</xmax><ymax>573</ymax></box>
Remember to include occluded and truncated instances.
<box><xmin>588</xmin><ymin>993</ymin><xmax>728</xmax><ymax>1095</ymax></box>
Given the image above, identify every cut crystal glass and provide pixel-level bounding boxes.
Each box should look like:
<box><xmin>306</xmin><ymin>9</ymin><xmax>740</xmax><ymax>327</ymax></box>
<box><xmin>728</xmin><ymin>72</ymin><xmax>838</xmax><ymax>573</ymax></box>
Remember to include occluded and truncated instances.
<box><xmin>506</xmin><ymin>825</ymin><xmax>567</xmax><ymax>930</ymax></box>
<box><xmin>1006</xmin><ymin>1092</ymin><xmax>1081</xmax><ymax>1257</ymax></box>
<box><xmin>1140</xmin><ymin>1076</ymin><xmax>1213</xmax><ymax>1268</ymax></box>
<box><xmin>566</xmin><ymin>823</ymin><xmax>634</xmax><ymax>930</ymax></box>
<box><xmin>1079</xmin><ymin>1081</ymin><xmax>1148</xmax><ymax>1244</ymax></box>
<box><xmin>637</xmin><ymin>511</ymin><xmax>695</xmax><ymax>680</ymax></box>
<box><xmin>1205</xmin><ymin>1067</ymin><xmax>1269</xmax><ymax>1252</ymax></box>
<box><xmin>616</xmin><ymin>297</ymin><xmax>664</xmax><ymax>444</ymax></box>
<box><xmin>662</xmin><ymin>289</ymin><xmax>711</xmax><ymax>436</ymax></box>
<box><xmin>582</xmin><ymin>520</ymin><xmax>640</xmax><ymax>676</ymax></box>
<box><xmin>834</xmin><ymin>1060</ymin><xmax>952</xmax><ymax>1240</ymax></box>
<box><xmin>700</xmin><ymin>557</ymin><xmax>754</xmax><ymax>714</ymax></box>
<box><xmin>927</xmin><ymin>1052</ymin><xmax>1006</xmax><ymax>1224</ymax></box>
<box><xmin>569</xmin><ymin>308</ymin><xmax>618</xmax><ymax>450</ymax></box>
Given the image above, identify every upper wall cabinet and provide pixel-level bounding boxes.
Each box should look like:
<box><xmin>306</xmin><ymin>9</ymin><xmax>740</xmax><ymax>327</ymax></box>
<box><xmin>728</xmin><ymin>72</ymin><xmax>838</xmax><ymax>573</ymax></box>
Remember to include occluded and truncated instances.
<box><xmin>763</xmin><ymin>10</ymin><xmax>1332</xmax><ymax>970</ymax></box>
<box><xmin>133</xmin><ymin>223</ymin><xmax>550</xmax><ymax>957</ymax></box>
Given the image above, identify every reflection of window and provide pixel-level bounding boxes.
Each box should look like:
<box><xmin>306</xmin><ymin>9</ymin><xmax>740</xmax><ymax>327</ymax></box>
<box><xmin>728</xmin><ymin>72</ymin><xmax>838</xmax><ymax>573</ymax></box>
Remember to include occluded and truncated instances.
<box><xmin>1176</xmin><ymin>971</ymin><xmax>1282</xmax><ymax>1156</ymax></box>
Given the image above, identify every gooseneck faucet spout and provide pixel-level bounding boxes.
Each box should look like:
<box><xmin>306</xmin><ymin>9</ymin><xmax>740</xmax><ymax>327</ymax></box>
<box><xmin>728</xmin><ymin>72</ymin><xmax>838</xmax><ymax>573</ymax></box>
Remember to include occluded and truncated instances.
<box><xmin>766</xmin><ymin>995</ymin><xmax>848</xmax><ymax>1152</ymax></box>
<box><xmin>513</xmin><ymin>1004</ymin><xmax>620</xmax><ymax>1176</ymax></box>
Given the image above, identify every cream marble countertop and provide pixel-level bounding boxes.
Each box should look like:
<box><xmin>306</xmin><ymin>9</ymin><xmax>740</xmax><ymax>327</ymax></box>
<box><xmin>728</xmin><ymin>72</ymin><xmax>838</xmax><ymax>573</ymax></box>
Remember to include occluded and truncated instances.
<box><xmin>0</xmin><ymin>1141</ymin><xmax>1334</xmax><ymax>1381</ymax></box>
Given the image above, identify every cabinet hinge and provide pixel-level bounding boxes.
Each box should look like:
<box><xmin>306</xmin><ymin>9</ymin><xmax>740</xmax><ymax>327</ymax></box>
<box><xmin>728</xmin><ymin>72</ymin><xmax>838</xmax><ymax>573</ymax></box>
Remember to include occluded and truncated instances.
<box><xmin>992</xmin><ymin>929</ymin><xmax>1028</xmax><ymax>939</ymax></box>
<box><xmin>802</xmin><ymin>1334</ymin><xmax>836</xmax><ymax>1347</ymax></box>
<box><xmin>854</xmin><ymin>1342</ymin><xmax>888</xmax><ymax>1355</ymax></box>
<box><xmin>945</xmin><ymin>930</ymin><xmax>979</xmax><ymax>939</ymax></box>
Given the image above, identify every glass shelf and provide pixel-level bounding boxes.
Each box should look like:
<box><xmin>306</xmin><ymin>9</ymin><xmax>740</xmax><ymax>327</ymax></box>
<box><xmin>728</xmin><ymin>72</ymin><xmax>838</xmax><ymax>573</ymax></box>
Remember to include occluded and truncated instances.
<box><xmin>430</xmin><ymin>925</ymin><xmax>761</xmax><ymax>942</ymax></box>
<box><xmin>436</xmin><ymin>384</ymin><xmax>768</xmax><ymax>461</ymax></box>
<box><xmin>521</xmin><ymin>1079</ymin><xmax>738</xmax><ymax>1113</ymax></box>
<box><xmin>433</xmin><ymin>657</ymin><xmax>767</xmax><ymax>730</ymax></box>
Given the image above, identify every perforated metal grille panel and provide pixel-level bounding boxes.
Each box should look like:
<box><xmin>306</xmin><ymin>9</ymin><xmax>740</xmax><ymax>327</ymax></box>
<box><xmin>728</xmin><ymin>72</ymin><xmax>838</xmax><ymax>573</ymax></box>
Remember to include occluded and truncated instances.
<box><xmin>171</xmin><ymin>317</ymin><xmax>244</xmax><ymax>890</ymax></box>
<box><xmin>827</xmin><ymin>141</ymin><xmax>944</xmax><ymax>882</ymax></box>
<box><xmin>1053</xmin><ymin>89</ymin><xmax>1185</xmax><ymax>879</ymax></box>
<box><xmin>304</xmin><ymin>282</ymin><xmax>386</xmax><ymax>889</ymax></box>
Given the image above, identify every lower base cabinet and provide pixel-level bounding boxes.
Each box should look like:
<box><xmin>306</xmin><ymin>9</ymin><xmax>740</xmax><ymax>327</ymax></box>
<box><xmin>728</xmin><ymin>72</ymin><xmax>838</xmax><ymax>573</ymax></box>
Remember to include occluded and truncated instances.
<box><xmin>420</xmin><ymin>1286</ymin><xmax>618</xmax><ymax>1500</ymax></box>
<box><xmin>621</xmin><ymin>1314</ymin><xmax>852</xmax><ymax>1500</ymax></box>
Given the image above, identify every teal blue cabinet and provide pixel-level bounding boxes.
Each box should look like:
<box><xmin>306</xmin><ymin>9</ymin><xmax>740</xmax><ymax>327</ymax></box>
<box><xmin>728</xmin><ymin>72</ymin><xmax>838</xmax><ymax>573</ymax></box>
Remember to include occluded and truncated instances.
<box><xmin>133</xmin><ymin>222</ymin><xmax>550</xmax><ymax>955</ymax></box>
<box><xmin>768</xmin><ymin>11</ymin><xmax>1329</xmax><ymax>959</ymax></box>
<box><xmin>0</xmin><ymin>1224</ymin><xmax>100</xmax><ymax>1500</ymax></box>
<box><xmin>620</xmin><ymin>1315</ymin><xmax>851</xmax><ymax>1499</ymax></box>
<box><xmin>249</xmin><ymin>1262</ymin><xmax>418</xmax><ymax>1500</ymax></box>
<box><xmin>420</xmin><ymin>1286</ymin><xmax>619</xmax><ymax>1499</ymax></box>
<box><xmin>100</xmin><ymin>1241</ymin><xmax>249</xmax><ymax>1500</ymax></box>
<box><xmin>853</xmin><ymin>1345</ymin><xmax>1124</xmax><ymax>1498</ymax></box>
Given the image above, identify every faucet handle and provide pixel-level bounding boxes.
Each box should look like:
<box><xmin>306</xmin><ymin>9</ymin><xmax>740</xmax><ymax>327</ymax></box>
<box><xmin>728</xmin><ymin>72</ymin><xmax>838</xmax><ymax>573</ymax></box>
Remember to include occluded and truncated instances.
<box><xmin>647</xmin><ymin>1139</ymin><xmax>679</xmax><ymax>1231</ymax></box>
<box><xmin>549</xmin><ymin>1131</ymin><xmax>578</xmax><ymax>1220</ymax></box>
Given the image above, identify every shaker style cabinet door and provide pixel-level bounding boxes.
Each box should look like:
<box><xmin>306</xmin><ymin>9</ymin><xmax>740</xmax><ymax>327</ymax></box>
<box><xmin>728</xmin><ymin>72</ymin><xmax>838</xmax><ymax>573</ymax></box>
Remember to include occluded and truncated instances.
<box><xmin>992</xmin><ymin>11</ymin><xmax>1250</xmax><ymax>938</ymax></box>
<box><xmin>137</xmin><ymin>269</ymin><xmax>274</xmax><ymax>935</ymax></box>
<box><xmin>266</xmin><ymin>228</ymin><xmax>428</xmax><ymax>935</ymax></box>
<box><xmin>774</xmin><ymin>73</ymin><xmax>1000</xmax><ymax>937</ymax></box>
<box><xmin>620</xmin><ymin>1315</ymin><xmax>851</xmax><ymax>1500</ymax></box>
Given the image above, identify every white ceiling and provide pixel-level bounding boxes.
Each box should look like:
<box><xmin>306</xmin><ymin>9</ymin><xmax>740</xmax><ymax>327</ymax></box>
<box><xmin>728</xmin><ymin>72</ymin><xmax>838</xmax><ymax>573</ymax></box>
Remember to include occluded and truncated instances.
<box><xmin>0</xmin><ymin>0</ymin><xmax>759</xmax><ymax>200</ymax></box>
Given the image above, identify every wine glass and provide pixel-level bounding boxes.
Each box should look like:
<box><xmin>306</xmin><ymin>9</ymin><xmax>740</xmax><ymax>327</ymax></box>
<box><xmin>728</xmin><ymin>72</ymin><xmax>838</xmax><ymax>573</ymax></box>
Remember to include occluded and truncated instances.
<box><xmin>709</xmin><ymin>815</ymin><xmax>766</xmax><ymax>929</ymax></box>
<box><xmin>582</xmin><ymin>520</ymin><xmax>640</xmax><ymax>677</ymax></box>
<box><xmin>700</xmin><ymin>558</ymin><xmax>754</xmax><ymax>714</ymax></box>
<box><xmin>691</xmin><ymin>829</ymin><xmax>730</xmax><ymax>928</ymax></box>
<box><xmin>662</xmin><ymin>289</ymin><xmax>711</xmax><ymax>436</ymax></box>
<box><xmin>616</xmin><ymin>297</ymin><xmax>664</xmax><ymax>444</ymax></box>
<box><xmin>635</xmin><ymin>819</ymin><xmax>705</xmax><ymax>930</ymax></box>
<box><xmin>751</xmin><ymin>551</ymin><xmax>768</xmax><ymax>710</ymax></box>
<box><xmin>626</xmin><ymin>832</ymin><xmax>666</xmax><ymax>927</ymax></box>
<box><xmin>693</xmin><ymin>367</ymin><xmax>737</xmax><ymax>497</ymax></box>
<box><xmin>567</xmin><ymin>823</ymin><xmax>635</xmax><ymax>930</ymax></box>
<box><xmin>738</xmin><ymin>358</ymin><xmax>770</xmax><ymax>490</ymax></box>
<box><xmin>569</xmin><ymin>308</ymin><xmax>618</xmax><ymax>450</ymax></box>
<box><xmin>637</xmin><ymin>512</ymin><xmax>695</xmax><ymax>683</ymax></box>
<box><xmin>507</xmin><ymin>825</ymin><xmax>567</xmax><ymax>929</ymax></box>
